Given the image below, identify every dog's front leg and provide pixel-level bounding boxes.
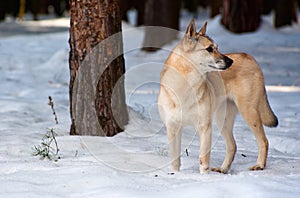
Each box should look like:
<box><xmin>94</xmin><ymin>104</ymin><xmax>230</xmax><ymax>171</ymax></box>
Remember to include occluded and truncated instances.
<box><xmin>197</xmin><ymin>122</ymin><xmax>212</xmax><ymax>173</ymax></box>
<box><xmin>167</xmin><ymin>124</ymin><xmax>182</xmax><ymax>172</ymax></box>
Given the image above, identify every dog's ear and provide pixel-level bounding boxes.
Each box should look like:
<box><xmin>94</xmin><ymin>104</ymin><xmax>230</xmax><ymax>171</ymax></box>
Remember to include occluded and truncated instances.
<box><xmin>198</xmin><ymin>21</ymin><xmax>207</xmax><ymax>35</ymax></box>
<box><xmin>186</xmin><ymin>19</ymin><xmax>196</xmax><ymax>38</ymax></box>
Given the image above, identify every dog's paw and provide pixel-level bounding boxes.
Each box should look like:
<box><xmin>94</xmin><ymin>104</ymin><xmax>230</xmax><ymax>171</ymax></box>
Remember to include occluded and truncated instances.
<box><xmin>249</xmin><ymin>164</ymin><xmax>264</xmax><ymax>171</ymax></box>
<box><xmin>171</xmin><ymin>165</ymin><xmax>180</xmax><ymax>172</ymax></box>
<box><xmin>211</xmin><ymin>167</ymin><xmax>228</xmax><ymax>174</ymax></box>
<box><xmin>171</xmin><ymin>167</ymin><xmax>180</xmax><ymax>172</ymax></box>
<box><xmin>200</xmin><ymin>166</ymin><xmax>210</xmax><ymax>174</ymax></box>
<box><xmin>171</xmin><ymin>159</ymin><xmax>181</xmax><ymax>172</ymax></box>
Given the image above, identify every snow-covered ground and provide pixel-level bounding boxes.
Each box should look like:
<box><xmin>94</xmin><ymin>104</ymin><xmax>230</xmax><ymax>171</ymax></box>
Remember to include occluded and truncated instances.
<box><xmin>0</xmin><ymin>11</ymin><xmax>300</xmax><ymax>197</ymax></box>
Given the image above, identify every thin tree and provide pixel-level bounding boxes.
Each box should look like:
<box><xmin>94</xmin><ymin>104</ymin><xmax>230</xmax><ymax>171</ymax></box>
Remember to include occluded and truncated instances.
<box><xmin>274</xmin><ymin>0</ymin><xmax>298</xmax><ymax>28</ymax></box>
<box><xmin>120</xmin><ymin>0</ymin><xmax>146</xmax><ymax>26</ymax></box>
<box><xmin>210</xmin><ymin>0</ymin><xmax>223</xmax><ymax>18</ymax></box>
<box><xmin>69</xmin><ymin>0</ymin><xmax>128</xmax><ymax>136</ymax></box>
<box><xmin>222</xmin><ymin>0</ymin><xmax>262</xmax><ymax>33</ymax></box>
<box><xmin>262</xmin><ymin>0</ymin><xmax>274</xmax><ymax>15</ymax></box>
<box><xmin>142</xmin><ymin>0</ymin><xmax>181</xmax><ymax>51</ymax></box>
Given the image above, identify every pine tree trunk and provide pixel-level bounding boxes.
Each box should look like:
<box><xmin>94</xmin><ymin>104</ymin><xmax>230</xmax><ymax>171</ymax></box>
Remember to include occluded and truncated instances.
<box><xmin>142</xmin><ymin>0</ymin><xmax>180</xmax><ymax>51</ymax></box>
<box><xmin>274</xmin><ymin>0</ymin><xmax>298</xmax><ymax>28</ymax></box>
<box><xmin>210</xmin><ymin>0</ymin><xmax>222</xmax><ymax>18</ymax></box>
<box><xmin>120</xmin><ymin>0</ymin><xmax>146</xmax><ymax>26</ymax></box>
<box><xmin>0</xmin><ymin>1</ymin><xmax>7</xmax><ymax>21</ymax></box>
<box><xmin>183</xmin><ymin>0</ymin><xmax>198</xmax><ymax>14</ymax></box>
<box><xmin>262</xmin><ymin>0</ymin><xmax>274</xmax><ymax>15</ymax></box>
<box><xmin>69</xmin><ymin>0</ymin><xmax>128</xmax><ymax>136</ymax></box>
<box><xmin>222</xmin><ymin>0</ymin><xmax>262</xmax><ymax>33</ymax></box>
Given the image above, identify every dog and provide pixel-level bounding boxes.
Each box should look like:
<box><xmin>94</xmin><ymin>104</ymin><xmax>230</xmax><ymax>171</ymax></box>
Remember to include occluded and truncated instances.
<box><xmin>158</xmin><ymin>19</ymin><xmax>278</xmax><ymax>174</ymax></box>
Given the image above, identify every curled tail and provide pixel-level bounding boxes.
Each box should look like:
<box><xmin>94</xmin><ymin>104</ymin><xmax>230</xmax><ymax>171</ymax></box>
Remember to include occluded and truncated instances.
<box><xmin>259</xmin><ymin>89</ymin><xmax>278</xmax><ymax>127</ymax></box>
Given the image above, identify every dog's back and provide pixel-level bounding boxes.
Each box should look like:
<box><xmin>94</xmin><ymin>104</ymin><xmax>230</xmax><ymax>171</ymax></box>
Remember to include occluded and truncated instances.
<box><xmin>209</xmin><ymin>52</ymin><xmax>278</xmax><ymax>128</ymax></box>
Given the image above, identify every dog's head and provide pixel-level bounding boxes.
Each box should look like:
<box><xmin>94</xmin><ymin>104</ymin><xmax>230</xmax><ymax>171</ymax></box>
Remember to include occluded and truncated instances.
<box><xmin>179</xmin><ymin>19</ymin><xmax>233</xmax><ymax>72</ymax></box>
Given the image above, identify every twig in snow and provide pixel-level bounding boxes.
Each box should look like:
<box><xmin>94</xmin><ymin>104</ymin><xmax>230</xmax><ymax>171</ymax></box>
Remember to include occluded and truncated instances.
<box><xmin>48</xmin><ymin>96</ymin><xmax>58</xmax><ymax>124</ymax></box>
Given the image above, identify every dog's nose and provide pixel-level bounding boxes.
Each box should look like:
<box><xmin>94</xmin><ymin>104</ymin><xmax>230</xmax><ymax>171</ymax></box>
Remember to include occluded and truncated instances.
<box><xmin>225</xmin><ymin>56</ymin><xmax>233</xmax><ymax>68</ymax></box>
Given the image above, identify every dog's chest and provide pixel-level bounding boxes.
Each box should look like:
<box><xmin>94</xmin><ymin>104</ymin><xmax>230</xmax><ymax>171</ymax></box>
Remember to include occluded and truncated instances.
<box><xmin>161</xmin><ymin>71</ymin><xmax>211</xmax><ymax>124</ymax></box>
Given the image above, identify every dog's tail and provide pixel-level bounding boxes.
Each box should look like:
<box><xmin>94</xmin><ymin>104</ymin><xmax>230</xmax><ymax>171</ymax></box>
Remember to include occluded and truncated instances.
<box><xmin>259</xmin><ymin>89</ymin><xmax>278</xmax><ymax>127</ymax></box>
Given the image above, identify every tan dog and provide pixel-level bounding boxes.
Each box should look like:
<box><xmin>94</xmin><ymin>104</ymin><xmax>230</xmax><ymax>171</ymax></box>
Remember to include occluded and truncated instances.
<box><xmin>158</xmin><ymin>19</ymin><xmax>278</xmax><ymax>174</ymax></box>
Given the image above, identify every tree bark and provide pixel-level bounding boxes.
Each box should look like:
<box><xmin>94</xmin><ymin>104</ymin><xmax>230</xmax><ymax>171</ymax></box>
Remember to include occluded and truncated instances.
<box><xmin>222</xmin><ymin>0</ymin><xmax>263</xmax><ymax>33</ymax></box>
<box><xmin>274</xmin><ymin>0</ymin><xmax>298</xmax><ymax>28</ymax></box>
<box><xmin>0</xmin><ymin>1</ymin><xmax>7</xmax><ymax>21</ymax></box>
<box><xmin>69</xmin><ymin>0</ymin><xmax>128</xmax><ymax>136</ymax></box>
<box><xmin>262</xmin><ymin>0</ymin><xmax>274</xmax><ymax>15</ymax></box>
<box><xmin>183</xmin><ymin>0</ymin><xmax>198</xmax><ymax>14</ymax></box>
<box><xmin>120</xmin><ymin>0</ymin><xmax>146</xmax><ymax>26</ymax></box>
<box><xmin>210</xmin><ymin>0</ymin><xmax>222</xmax><ymax>18</ymax></box>
<box><xmin>142</xmin><ymin>0</ymin><xmax>180</xmax><ymax>51</ymax></box>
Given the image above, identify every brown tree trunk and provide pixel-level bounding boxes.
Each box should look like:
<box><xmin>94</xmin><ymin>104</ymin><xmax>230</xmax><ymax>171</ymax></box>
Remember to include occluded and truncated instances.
<box><xmin>274</xmin><ymin>0</ymin><xmax>298</xmax><ymax>28</ymax></box>
<box><xmin>120</xmin><ymin>0</ymin><xmax>146</xmax><ymax>26</ymax></box>
<box><xmin>183</xmin><ymin>0</ymin><xmax>198</xmax><ymax>14</ymax></box>
<box><xmin>222</xmin><ymin>0</ymin><xmax>263</xmax><ymax>33</ymax></box>
<box><xmin>262</xmin><ymin>0</ymin><xmax>274</xmax><ymax>15</ymax></box>
<box><xmin>0</xmin><ymin>1</ymin><xmax>7</xmax><ymax>20</ymax></box>
<box><xmin>69</xmin><ymin>0</ymin><xmax>128</xmax><ymax>136</ymax></box>
<box><xmin>142</xmin><ymin>0</ymin><xmax>181</xmax><ymax>51</ymax></box>
<box><xmin>210</xmin><ymin>0</ymin><xmax>223</xmax><ymax>18</ymax></box>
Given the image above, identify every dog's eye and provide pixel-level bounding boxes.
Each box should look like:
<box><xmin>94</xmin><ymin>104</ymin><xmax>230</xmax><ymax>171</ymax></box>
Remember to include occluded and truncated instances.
<box><xmin>206</xmin><ymin>47</ymin><xmax>213</xmax><ymax>53</ymax></box>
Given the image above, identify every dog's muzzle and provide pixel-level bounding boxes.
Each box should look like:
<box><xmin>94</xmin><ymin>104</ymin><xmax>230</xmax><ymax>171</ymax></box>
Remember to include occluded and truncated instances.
<box><xmin>224</xmin><ymin>56</ymin><xmax>233</xmax><ymax>69</ymax></box>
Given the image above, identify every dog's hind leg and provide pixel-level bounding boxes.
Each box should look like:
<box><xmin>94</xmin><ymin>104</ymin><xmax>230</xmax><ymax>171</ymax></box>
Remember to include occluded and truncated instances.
<box><xmin>167</xmin><ymin>123</ymin><xmax>182</xmax><ymax>172</ymax></box>
<box><xmin>237</xmin><ymin>102</ymin><xmax>269</xmax><ymax>171</ymax></box>
<box><xmin>211</xmin><ymin>100</ymin><xmax>237</xmax><ymax>174</ymax></box>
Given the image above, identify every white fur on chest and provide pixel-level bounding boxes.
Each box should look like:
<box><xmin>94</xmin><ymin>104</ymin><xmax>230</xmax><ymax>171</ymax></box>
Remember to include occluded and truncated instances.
<box><xmin>159</xmin><ymin>67</ymin><xmax>211</xmax><ymax>127</ymax></box>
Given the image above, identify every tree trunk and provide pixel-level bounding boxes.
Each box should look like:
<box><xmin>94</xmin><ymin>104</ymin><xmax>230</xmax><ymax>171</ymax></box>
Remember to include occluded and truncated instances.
<box><xmin>0</xmin><ymin>1</ymin><xmax>7</xmax><ymax>21</ymax></box>
<box><xmin>262</xmin><ymin>0</ymin><xmax>274</xmax><ymax>15</ymax></box>
<box><xmin>120</xmin><ymin>0</ymin><xmax>146</xmax><ymax>26</ymax></box>
<box><xmin>183</xmin><ymin>0</ymin><xmax>198</xmax><ymax>14</ymax></box>
<box><xmin>142</xmin><ymin>0</ymin><xmax>180</xmax><ymax>51</ymax></box>
<box><xmin>274</xmin><ymin>0</ymin><xmax>298</xmax><ymax>28</ymax></box>
<box><xmin>210</xmin><ymin>0</ymin><xmax>222</xmax><ymax>18</ymax></box>
<box><xmin>69</xmin><ymin>0</ymin><xmax>128</xmax><ymax>136</ymax></box>
<box><xmin>222</xmin><ymin>0</ymin><xmax>263</xmax><ymax>33</ymax></box>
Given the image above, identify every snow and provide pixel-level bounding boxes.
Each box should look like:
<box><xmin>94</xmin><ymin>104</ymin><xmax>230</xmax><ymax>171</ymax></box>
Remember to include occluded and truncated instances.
<box><xmin>0</xmin><ymin>11</ymin><xmax>300</xmax><ymax>197</ymax></box>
